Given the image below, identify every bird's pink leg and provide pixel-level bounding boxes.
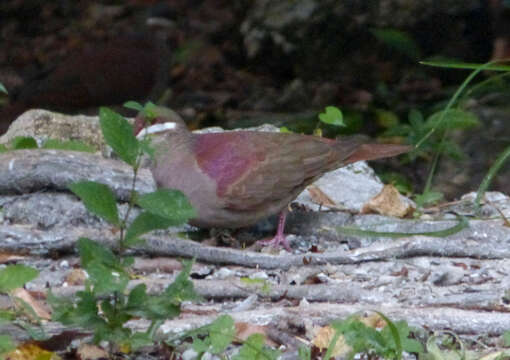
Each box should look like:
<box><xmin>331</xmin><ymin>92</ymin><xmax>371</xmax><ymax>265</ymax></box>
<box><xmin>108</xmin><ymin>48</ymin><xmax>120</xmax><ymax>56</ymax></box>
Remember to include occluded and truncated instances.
<box><xmin>258</xmin><ymin>211</ymin><xmax>292</xmax><ymax>251</ymax></box>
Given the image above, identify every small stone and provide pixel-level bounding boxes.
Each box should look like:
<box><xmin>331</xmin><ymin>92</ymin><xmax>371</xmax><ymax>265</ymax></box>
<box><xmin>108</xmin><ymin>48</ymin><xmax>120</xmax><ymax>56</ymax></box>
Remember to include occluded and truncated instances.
<box><xmin>250</xmin><ymin>271</ymin><xmax>269</xmax><ymax>280</ymax></box>
<box><xmin>232</xmin><ymin>294</ymin><xmax>258</xmax><ymax>312</ymax></box>
<box><xmin>182</xmin><ymin>348</ymin><xmax>199</xmax><ymax>360</ymax></box>
<box><xmin>299</xmin><ymin>297</ymin><xmax>310</xmax><ymax>307</ymax></box>
<box><xmin>215</xmin><ymin>267</ymin><xmax>234</xmax><ymax>279</ymax></box>
<box><xmin>430</xmin><ymin>266</ymin><xmax>465</xmax><ymax>286</ymax></box>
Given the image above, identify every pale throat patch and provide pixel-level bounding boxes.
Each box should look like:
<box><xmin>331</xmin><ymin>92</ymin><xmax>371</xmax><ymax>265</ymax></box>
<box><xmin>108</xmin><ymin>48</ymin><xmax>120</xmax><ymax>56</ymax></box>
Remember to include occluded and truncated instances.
<box><xmin>136</xmin><ymin>122</ymin><xmax>177</xmax><ymax>139</ymax></box>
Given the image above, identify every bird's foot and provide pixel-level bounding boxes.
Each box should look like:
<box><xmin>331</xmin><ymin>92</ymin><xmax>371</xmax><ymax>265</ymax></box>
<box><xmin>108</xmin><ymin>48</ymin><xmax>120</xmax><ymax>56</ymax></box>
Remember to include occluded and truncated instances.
<box><xmin>257</xmin><ymin>234</ymin><xmax>292</xmax><ymax>252</ymax></box>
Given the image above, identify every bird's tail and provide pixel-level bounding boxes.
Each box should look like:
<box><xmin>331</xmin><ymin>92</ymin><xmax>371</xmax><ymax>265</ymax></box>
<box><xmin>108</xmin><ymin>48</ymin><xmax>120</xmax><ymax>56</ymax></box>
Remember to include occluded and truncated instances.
<box><xmin>342</xmin><ymin>143</ymin><xmax>412</xmax><ymax>164</ymax></box>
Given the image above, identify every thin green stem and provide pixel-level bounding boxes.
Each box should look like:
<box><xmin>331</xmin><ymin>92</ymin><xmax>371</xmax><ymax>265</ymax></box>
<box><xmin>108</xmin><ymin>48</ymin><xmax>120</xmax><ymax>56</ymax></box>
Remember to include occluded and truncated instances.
<box><xmin>462</xmin><ymin>71</ymin><xmax>510</xmax><ymax>102</ymax></box>
<box><xmin>418</xmin><ymin>61</ymin><xmax>496</xmax><ymax>198</ymax></box>
<box><xmin>146</xmin><ymin>319</ymin><xmax>163</xmax><ymax>338</ymax></box>
<box><xmin>336</xmin><ymin>216</ymin><xmax>468</xmax><ymax>238</ymax></box>
<box><xmin>119</xmin><ymin>155</ymin><xmax>142</xmax><ymax>253</ymax></box>
<box><xmin>416</xmin><ymin>62</ymin><xmax>493</xmax><ymax>150</ymax></box>
<box><xmin>475</xmin><ymin>145</ymin><xmax>510</xmax><ymax>211</ymax></box>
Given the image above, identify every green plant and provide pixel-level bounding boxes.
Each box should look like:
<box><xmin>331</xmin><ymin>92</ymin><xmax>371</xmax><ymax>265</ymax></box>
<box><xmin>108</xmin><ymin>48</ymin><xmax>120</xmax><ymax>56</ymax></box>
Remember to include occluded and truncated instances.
<box><xmin>233</xmin><ymin>333</ymin><xmax>280</xmax><ymax>360</ymax></box>
<box><xmin>314</xmin><ymin>106</ymin><xmax>345</xmax><ymax>136</ymax></box>
<box><xmin>413</xmin><ymin>60</ymin><xmax>507</xmax><ymax>209</ymax></box>
<box><xmin>0</xmin><ymin>264</ymin><xmax>41</xmax><ymax>359</ymax></box>
<box><xmin>240</xmin><ymin>277</ymin><xmax>272</xmax><ymax>295</ymax></box>
<box><xmin>0</xmin><ymin>136</ymin><xmax>96</xmax><ymax>153</ymax></box>
<box><xmin>330</xmin><ymin>313</ymin><xmax>423</xmax><ymax>359</ymax></box>
<box><xmin>384</xmin><ymin>108</ymin><xmax>479</xmax><ymax>162</ymax></box>
<box><xmin>166</xmin><ymin>314</ymin><xmax>279</xmax><ymax>359</ymax></box>
<box><xmin>47</xmin><ymin>102</ymin><xmax>198</xmax><ymax>354</ymax></box>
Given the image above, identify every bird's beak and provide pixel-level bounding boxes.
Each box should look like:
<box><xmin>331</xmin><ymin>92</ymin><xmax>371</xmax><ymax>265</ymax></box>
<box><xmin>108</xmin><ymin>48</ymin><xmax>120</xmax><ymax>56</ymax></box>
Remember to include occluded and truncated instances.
<box><xmin>136</xmin><ymin>122</ymin><xmax>177</xmax><ymax>140</ymax></box>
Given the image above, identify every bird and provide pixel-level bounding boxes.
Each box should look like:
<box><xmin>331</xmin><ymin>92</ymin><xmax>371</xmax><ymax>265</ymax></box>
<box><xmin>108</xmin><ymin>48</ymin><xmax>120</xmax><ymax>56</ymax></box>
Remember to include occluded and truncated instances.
<box><xmin>134</xmin><ymin>106</ymin><xmax>411</xmax><ymax>251</ymax></box>
<box><xmin>0</xmin><ymin>4</ymin><xmax>175</xmax><ymax>135</ymax></box>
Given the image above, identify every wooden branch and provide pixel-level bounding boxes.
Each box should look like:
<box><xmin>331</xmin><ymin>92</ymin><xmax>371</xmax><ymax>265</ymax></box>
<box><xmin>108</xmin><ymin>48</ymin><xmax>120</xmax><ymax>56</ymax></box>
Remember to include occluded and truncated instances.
<box><xmin>0</xmin><ymin>149</ymin><xmax>155</xmax><ymax>200</ymax></box>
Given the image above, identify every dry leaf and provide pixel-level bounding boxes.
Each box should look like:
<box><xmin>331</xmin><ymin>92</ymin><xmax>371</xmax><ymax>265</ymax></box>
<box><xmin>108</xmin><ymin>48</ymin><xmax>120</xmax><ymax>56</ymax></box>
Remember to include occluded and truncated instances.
<box><xmin>11</xmin><ymin>288</ymin><xmax>51</xmax><ymax>320</ymax></box>
<box><xmin>307</xmin><ymin>185</ymin><xmax>338</xmax><ymax>209</ymax></box>
<box><xmin>4</xmin><ymin>343</ymin><xmax>61</xmax><ymax>360</ymax></box>
<box><xmin>359</xmin><ymin>313</ymin><xmax>387</xmax><ymax>328</ymax></box>
<box><xmin>235</xmin><ymin>322</ymin><xmax>277</xmax><ymax>347</ymax></box>
<box><xmin>362</xmin><ymin>184</ymin><xmax>414</xmax><ymax>217</ymax></box>
<box><xmin>0</xmin><ymin>252</ymin><xmax>26</xmax><ymax>264</ymax></box>
<box><xmin>64</xmin><ymin>268</ymin><xmax>87</xmax><ymax>286</ymax></box>
<box><xmin>311</xmin><ymin>326</ymin><xmax>351</xmax><ymax>357</ymax></box>
<box><xmin>76</xmin><ymin>344</ymin><xmax>109</xmax><ymax>360</ymax></box>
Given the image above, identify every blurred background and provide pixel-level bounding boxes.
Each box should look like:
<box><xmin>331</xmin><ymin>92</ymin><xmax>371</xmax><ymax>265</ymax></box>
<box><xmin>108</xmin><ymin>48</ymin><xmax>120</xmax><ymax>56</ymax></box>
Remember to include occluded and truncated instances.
<box><xmin>1</xmin><ymin>0</ymin><xmax>510</xmax><ymax>202</ymax></box>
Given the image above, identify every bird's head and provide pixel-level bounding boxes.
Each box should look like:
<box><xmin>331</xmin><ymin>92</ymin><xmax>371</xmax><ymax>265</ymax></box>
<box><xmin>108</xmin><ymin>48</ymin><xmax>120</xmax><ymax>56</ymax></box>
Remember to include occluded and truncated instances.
<box><xmin>134</xmin><ymin>106</ymin><xmax>187</xmax><ymax>140</ymax></box>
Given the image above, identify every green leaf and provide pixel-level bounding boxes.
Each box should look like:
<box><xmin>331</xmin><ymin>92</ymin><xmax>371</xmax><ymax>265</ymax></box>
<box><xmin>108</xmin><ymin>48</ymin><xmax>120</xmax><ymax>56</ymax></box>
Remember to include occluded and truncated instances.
<box><xmin>136</xmin><ymin>189</ymin><xmax>195</xmax><ymax>223</ymax></box>
<box><xmin>425</xmin><ymin>109</ymin><xmax>479</xmax><ymax>131</ymax></box>
<box><xmin>0</xmin><ymin>335</ymin><xmax>15</xmax><ymax>356</ymax></box>
<box><xmin>77</xmin><ymin>238</ymin><xmax>128</xmax><ymax>294</ymax></box>
<box><xmin>240</xmin><ymin>277</ymin><xmax>271</xmax><ymax>294</ymax></box>
<box><xmin>13</xmin><ymin>297</ymin><xmax>43</xmax><ymax>324</ymax></box>
<box><xmin>233</xmin><ymin>333</ymin><xmax>279</xmax><ymax>360</ymax></box>
<box><xmin>139</xmin><ymin>137</ymin><xmax>155</xmax><ymax>159</ymax></box>
<box><xmin>414</xmin><ymin>190</ymin><xmax>444</xmax><ymax>207</ymax></box>
<box><xmin>0</xmin><ymin>144</ymin><xmax>7</xmax><ymax>153</ymax></box>
<box><xmin>323</xmin><ymin>327</ymin><xmax>342</xmax><ymax>360</ymax></box>
<box><xmin>207</xmin><ymin>315</ymin><xmax>236</xmax><ymax>354</ymax></box>
<box><xmin>100</xmin><ymin>297</ymin><xmax>130</xmax><ymax>326</ymax></box>
<box><xmin>69</xmin><ymin>181</ymin><xmax>119</xmax><ymax>225</ymax></box>
<box><xmin>376</xmin><ymin>312</ymin><xmax>402</xmax><ymax>360</ymax></box>
<box><xmin>124</xmin><ymin>211</ymin><xmax>179</xmax><ymax>247</ymax></box>
<box><xmin>164</xmin><ymin>260</ymin><xmax>198</xmax><ymax>303</ymax></box>
<box><xmin>337</xmin><ymin>215</ymin><xmax>468</xmax><ymax>239</ymax></box>
<box><xmin>17</xmin><ymin>321</ymin><xmax>47</xmax><ymax>341</ymax></box>
<box><xmin>298</xmin><ymin>346</ymin><xmax>311</xmax><ymax>360</ymax></box>
<box><xmin>332</xmin><ymin>317</ymin><xmax>386</xmax><ymax>357</ymax></box>
<box><xmin>130</xmin><ymin>293</ymin><xmax>180</xmax><ymax>320</ymax></box>
<box><xmin>0</xmin><ymin>265</ymin><xmax>39</xmax><ymax>292</ymax></box>
<box><xmin>318</xmin><ymin>106</ymin><xmax>345</xmax><ymax>127</ymax></box>
<box><xmin>128</xmin><ymin>332</ymin><xmax>153</xmax><ymax>350</ymax></box>
<box><xmin>421</xmin><ymin>60</ymin><xmax>510</xmax><ymax>72</ymax></box>
<box><xmin>86</xmin><ymin>260</ymin><xmax>129</xmax><ymax>294</ymax></box>
<box><xmin>191</xmin><ymin>315</ymin><xmax>235</xmax><ymax>355</ymax></box>
<box><xmin>42</xmin><ymin>139</ymin><xmax>96</xmax><ymax>153</ymax></box>
<box><xmin>475</xmin><ymin>144</ymin><xmax>510</xmax><ymax>212</ymax></box>
<box><xmin>99</xmin><ymin>107</ymin><xmax>139</xmax><ymax>166</ymax></box>
<box><xmin>142</xmin><ymin>102</ymin><xmax>158</xmax><ymax>119</ymax></box>
<box><xmin>371</xmin><ymin>28</ymin><xmax>421</xmax><ymax>60</ymax></box>
<box><xmin>78</xmin><ymin>238</ymin><xmax>119</xmax><ymax>269</ymax></box>
<box><xmin>331</xmin><ymin>314</ymin><xmax>424</xmax><ymax>359</ymax></box>
<box><xmin>409</xmin><ymin>109</ymin><xmax>424</xmax><ymax>126</ymax></box>
<box><xmin>123</xmin><ymin>101</ymin><xmax>144</xmax><ymax>112</ymax></box>
<box><xmin>0</xmin><ymin>83</ymin><xmax>7</xmax><ymax>94</ymax></box>
<box><xmin>127</xmin><ymin>284</ymin><xmax>148</xmax><ymax>309</ymax></box>
<box><xmin>12</xmin><ymin>136</ymin><xmax>37</xmax><ymax>150</ymax></box>
<box><xmin>47</xmin><ymin>289</ymin><xmax>103</xmax><ymax>328</ymax></box>
<box><xmin>0</xmin><ymin>310</ymin><xmax>14</xmax><ymax>324</ymax></box>
<box><xmin>503</xmin><ymin>331</ymin><xmax>510</xmax><ymax>347</ymax></box>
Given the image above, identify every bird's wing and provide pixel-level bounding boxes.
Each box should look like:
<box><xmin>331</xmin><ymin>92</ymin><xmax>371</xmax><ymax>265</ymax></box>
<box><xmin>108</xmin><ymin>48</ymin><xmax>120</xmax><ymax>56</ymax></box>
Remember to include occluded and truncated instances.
<box><xmin>194</xmin><ymin>131</ymin><xmax>360</xmax><ymax>210</ymax></box>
